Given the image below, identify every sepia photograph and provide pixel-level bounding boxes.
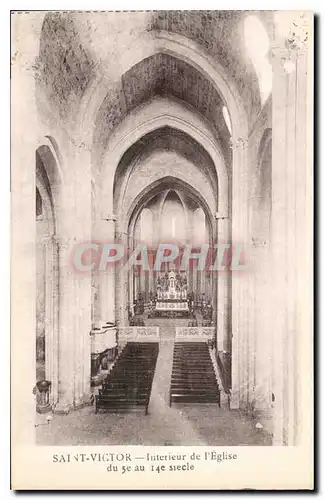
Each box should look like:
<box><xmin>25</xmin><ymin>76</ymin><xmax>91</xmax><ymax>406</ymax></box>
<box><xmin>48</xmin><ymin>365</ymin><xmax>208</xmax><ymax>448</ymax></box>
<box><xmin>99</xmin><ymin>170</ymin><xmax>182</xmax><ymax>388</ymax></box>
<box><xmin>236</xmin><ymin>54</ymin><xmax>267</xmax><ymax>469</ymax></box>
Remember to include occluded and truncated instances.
<box><xmin>11</xmin><ymin>8</ymin><xmax>314</xmax><ymax>490</ymax></box>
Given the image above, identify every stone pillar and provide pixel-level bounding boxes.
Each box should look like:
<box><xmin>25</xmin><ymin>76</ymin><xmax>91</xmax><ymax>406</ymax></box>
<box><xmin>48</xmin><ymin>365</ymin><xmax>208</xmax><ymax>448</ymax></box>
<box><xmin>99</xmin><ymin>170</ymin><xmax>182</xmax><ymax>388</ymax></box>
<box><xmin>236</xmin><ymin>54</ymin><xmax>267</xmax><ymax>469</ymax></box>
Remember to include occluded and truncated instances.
<box><xmin>271</xmin><ymin>12</ymin><xmax>312</xmax><ymax>444</ymax></box>
<box><xmin>128</xmin><ymin>235</ymin><xmax>135</xmax><ymax>317</ymax></box>
<box><xmin>230</xmin><ymin>138</ymin><xmax>249</xmax><ymax>409</ymax></box>
<box><xmin>53</xmin><ymin>138</ymin><xmax>93</xmax><ymax>412</ymax></box>
<box><xmin>44</xmin><ymin>234</ymin><xmax>59</xmax><ymax>407</ymax></box>
<box><xmin>98</xmin><ymin>214</ymin><xmax>116</xmax><ymax>324</ymax></box>
<box><xmin>53</xmin><ymin>235</ymin><xmax>76</xmax><ymax>414</ymax></box>
<box><xmin>116</xmin><ymin>228</ymin><xmax>129</xmax><ymax>326</ymax></box>
<box><xmin>151</xmin><ymin>207</ymin><xmax>160</xmax><ymax>292</ymax></box>
<box><xmin>11</xmin><ymin>12</ymin><xmax>44</xmax><ymax>441</ymax></box>
<box><xmin>184</xmin><ymin>210</ymin><xmax>191</xmax><ymax>294</ymax></box>
<box><xmin>215</xmin><ymin>214</ymin><xmax>230</xmax><ymax>353</ymax></box>
<box><xmin>72</xmin><ymin>143</ymin><xmax>92</xmax><ymax>409</ymax></box>
<box><xmin>148</xmin><ymin>250</ymin><xmax>154</xmax><ymax>299</ymax></box>
<box><xmin>251</xmin><ymin>239</ymin><xmax>272</xmax><ymax>415</ymax></box>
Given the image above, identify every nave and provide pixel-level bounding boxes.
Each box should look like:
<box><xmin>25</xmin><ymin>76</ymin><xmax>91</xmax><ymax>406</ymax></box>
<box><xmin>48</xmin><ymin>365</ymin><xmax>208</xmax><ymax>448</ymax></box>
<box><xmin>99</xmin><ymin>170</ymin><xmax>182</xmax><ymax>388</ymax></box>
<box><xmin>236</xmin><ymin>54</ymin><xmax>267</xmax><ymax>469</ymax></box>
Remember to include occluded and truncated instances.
<box><xmin>11</xmin><ymin>11</ymin><xmax>312</xmax><ymax>447</ymax></box>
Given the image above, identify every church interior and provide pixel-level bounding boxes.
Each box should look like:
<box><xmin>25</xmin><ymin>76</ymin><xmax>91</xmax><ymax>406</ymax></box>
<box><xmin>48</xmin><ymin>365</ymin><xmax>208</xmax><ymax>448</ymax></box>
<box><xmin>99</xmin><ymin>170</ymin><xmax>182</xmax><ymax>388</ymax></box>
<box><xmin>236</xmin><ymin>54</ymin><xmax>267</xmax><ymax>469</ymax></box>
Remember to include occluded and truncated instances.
<box><xmin>11</xmin><ymin>10</ymin><xmax>312</xmax><ymax>446</ymax></box>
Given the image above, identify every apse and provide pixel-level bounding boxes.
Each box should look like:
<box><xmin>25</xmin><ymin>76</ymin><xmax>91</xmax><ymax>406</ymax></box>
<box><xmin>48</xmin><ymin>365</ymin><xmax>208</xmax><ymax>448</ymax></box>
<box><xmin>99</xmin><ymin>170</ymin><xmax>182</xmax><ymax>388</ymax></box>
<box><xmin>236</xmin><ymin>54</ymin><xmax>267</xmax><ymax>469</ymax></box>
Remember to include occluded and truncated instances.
<box><xmin>139</xmin><ymin>208</ymin><xmax>153</xmax><ymax>246</ymax></box>
<box><xmin>193</xmin><ymin>208</ymin><xmax>207</xmax><ymax>247</ymax></box>
<box><xmin>160</xmin><ymin>191</ymin><xmax>186</xmax><ymax>245</ymax></box>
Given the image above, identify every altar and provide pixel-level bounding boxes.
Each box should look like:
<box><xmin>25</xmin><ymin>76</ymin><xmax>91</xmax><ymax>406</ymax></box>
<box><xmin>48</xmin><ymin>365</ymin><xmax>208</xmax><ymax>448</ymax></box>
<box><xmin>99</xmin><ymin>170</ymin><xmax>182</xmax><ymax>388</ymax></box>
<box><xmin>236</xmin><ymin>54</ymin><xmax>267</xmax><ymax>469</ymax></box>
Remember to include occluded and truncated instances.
<box><xmin>152</xmin><ymin>270</ymin><xmax>189</xmax><ymax>317</ymax></box>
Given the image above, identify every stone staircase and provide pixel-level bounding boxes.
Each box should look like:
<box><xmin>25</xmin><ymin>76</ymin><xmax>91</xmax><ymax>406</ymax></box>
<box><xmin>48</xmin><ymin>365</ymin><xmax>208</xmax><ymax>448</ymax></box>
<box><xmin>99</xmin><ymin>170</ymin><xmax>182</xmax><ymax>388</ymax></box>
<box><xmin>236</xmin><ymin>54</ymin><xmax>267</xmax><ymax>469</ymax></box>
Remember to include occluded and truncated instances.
<box><xmin>169</xmin><ymin>342</ymin><xmax>220</xmax><ymax>406</ymax></box>
<box><xmin>95</xmin><ymin>342</ymin><xmax>159</xmax><ymax>414</ymax></box>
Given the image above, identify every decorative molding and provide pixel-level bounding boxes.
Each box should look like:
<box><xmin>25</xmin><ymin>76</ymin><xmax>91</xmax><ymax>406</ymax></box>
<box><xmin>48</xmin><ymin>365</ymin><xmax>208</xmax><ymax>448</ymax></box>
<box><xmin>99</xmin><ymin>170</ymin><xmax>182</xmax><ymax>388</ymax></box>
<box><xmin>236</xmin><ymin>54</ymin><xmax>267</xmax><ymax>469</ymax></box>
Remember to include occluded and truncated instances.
<box><xmin>272</xmin><ymin>12</ymin><xmax>309</xmax><ymax>55</ymax></box>
<box><xmin>175</xmin><ymin>327</ymin><xmax>215</xmax><ymax>341</ymax></box>
<box><xmin>118</xmin><ymin>327</ymin><xmax>160</xmax><ymax>342</ymax></box>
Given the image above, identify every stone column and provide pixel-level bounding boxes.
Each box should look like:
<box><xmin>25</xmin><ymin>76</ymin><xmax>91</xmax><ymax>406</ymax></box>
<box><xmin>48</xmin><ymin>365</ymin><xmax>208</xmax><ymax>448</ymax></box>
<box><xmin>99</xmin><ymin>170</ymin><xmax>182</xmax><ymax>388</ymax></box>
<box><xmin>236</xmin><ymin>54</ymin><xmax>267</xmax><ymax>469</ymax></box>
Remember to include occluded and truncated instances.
<box><xmin>230</xmin><ymin>138</ymin><xmax>250</xmax><ymax>409</ymax></box>
<box><xmin>11</xmin><ymin>12</ymin><xmax>44</xmax><ymax>441</ymax></box>
<box><xmin>72</xmin><ymin>143</ymin><xmax>92</xmax><ymax>409</ymax></box>
<box><xmin>186</xmin><ymin>211</ymin><xmax>194</xmax><ymax>294</ymax></box>
<box><xmin>53</xmin><ymin>235</ymin><xmax>76</xmax><ymax>414</ymax></box>
<box><xmin>116</xmin><ymin>228</ymin><xmax>129</xmax><ymax>326</ymax></box>
<box><xmin>44</xmin><ymin>234</ymin><xmax>59</xmax><ymax>407</ymax></box>
<box><xmin>151</xmin><ymin>207</ymin><xmax>160</xmax><ymax>291</ymax></box>
<box><xmin>271</xmin><ymin>12</ymin><xmax>312</xmax><ymax>444</ymax></box>
<box><xmin>52</xmin><ymin>137</ymin><xmax>93</xmax><ymax>412</ymax></box>
<box><xmin>251</xmin><ymin>238</ymin><xmax>272</xmax><ymax>415</ymax></box>
<box><xmin>128</xmin><ymin>235</ymin><xmax>135</xmax><ymax>316</ymax></box>
<box><xmin>91</xmin><ymin>213</ymin><xmax>118</xmax><ymax>383</ymax></box>
<box><xmin>148</xmin><ymin>249</ymin><xmax>154</xmax><ymax>300</ymax></box>
<box><xmin>215</xmin><ymin>214</ymin><xmax>230</xmax><ymax>353</ymax></box>
<box><xmin>98</xmin><ymin>214</ymin><xmax>116</xmax><ymax>324</ymax></box>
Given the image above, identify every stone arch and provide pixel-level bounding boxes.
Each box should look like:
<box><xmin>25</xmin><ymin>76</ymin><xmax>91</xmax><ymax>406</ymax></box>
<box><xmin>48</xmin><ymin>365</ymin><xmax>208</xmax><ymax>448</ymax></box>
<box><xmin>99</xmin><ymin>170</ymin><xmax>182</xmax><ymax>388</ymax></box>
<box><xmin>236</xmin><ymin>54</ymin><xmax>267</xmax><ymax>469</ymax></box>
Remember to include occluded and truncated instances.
<box><xmin>115</xmin><ymin>175</ymin><xmax>216</xmax><ymax>326</ymax></box>
<box><xmin>36</xmin><ymin>136</ymin><xmax>64</xmax><ymax>225</ymax></box>
<box><xmin>126</xmin><ymin>176</ymin><xmax>214</xmax><ymax>239</ymax></box>
<box><xmin>76</xmin><ymin>31</ymin><xmax>248</xmax><ymax>149</ymax></box>
<box><xmin>90</xmin><ymin>33</ymin><xmax>248</xmax><ymax>404</ymax></box>
<box><xmin>113</xmin><ymin>124</ymin><xmax>218</xmax><ymax>233</ymax></box>
<box><xmin>103</xmin><ymin>98</ymin><xmax>228</xmax><ymax>218</ymax></box>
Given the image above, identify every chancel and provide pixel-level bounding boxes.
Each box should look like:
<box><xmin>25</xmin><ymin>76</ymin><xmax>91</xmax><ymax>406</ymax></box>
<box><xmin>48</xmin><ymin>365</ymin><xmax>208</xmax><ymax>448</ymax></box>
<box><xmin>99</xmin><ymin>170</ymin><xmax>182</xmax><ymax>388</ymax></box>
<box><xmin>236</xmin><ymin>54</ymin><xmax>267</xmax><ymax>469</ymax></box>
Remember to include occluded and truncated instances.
<box><xmin>154</xmin><ymin>270</ymin><xmax>189</xmax><ymax>316</ymax></box>
<box><xmin>12</xmin><ymin>10</ymin><xmax>312</xmax><ymax>447</ymax></box>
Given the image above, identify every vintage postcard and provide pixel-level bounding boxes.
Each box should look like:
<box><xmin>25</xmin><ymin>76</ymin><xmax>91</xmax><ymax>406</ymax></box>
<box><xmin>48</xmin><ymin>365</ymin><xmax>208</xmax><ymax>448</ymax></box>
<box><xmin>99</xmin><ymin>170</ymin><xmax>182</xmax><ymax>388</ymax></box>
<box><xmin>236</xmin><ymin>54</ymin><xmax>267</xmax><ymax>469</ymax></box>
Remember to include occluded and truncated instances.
<box><xmin>11</xmin><ymin>9</ymin><xmax>314</xmax><ymax>490</ymax></box>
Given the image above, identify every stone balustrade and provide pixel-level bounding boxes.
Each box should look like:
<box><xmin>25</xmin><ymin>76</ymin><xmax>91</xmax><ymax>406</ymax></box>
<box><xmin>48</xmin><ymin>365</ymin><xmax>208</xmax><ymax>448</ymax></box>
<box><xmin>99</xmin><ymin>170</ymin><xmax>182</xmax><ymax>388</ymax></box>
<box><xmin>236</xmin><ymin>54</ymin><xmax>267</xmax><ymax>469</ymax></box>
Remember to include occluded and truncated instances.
<box><xmin>118</xmin><ymin>327</ymin><xmax>160</xmax><ymax>343</ymax></box>
<box><xmin>175</xmin><ymin>327</ymin><xmax>215</xmax><ymax>341</ymax></box>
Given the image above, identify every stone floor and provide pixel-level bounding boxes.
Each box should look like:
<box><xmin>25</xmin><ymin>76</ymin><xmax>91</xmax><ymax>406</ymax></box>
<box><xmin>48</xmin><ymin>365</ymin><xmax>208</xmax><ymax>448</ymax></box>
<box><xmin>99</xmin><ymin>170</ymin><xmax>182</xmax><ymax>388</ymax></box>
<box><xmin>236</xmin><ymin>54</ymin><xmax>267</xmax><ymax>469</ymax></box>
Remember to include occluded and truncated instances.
<box><xmin>36</xmin><ymin>321</ymin><xmax>272</xmax><ymax>446</ymax></box>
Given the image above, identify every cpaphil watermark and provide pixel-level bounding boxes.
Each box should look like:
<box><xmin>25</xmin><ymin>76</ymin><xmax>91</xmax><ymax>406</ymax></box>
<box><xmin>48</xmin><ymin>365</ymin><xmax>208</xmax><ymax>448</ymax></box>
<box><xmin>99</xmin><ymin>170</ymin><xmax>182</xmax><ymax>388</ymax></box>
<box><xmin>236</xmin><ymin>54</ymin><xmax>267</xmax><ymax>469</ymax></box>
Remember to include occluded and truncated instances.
<box><xmin>71</xmin><ymin>242</ymin><xmax>249</xmax><ymax>273</ymax></box>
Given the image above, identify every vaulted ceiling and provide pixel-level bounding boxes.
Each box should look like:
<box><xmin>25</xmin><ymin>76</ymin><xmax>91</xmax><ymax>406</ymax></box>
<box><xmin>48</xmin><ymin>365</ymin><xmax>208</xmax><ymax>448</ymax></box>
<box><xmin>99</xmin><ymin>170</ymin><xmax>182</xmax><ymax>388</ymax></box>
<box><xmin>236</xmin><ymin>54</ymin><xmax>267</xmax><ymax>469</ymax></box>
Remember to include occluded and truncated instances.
<box><xmin>114</xmin><ymin>126</ymin><xmax>218</xmax><ymax>194</ymax></box>
<box><xmin>149</xmin><ymin>10</ymin><xmax>262</xmax><ymax>119</ymax></box>
<box><xmin>94</xmin><ymin>53</ymin><xmax>231</xmax><ymax>161</ymax></box>
<box><xmin>35</xmin><ymin>10</ymin><xmax>273</xmax><ymax>161</ymax></box>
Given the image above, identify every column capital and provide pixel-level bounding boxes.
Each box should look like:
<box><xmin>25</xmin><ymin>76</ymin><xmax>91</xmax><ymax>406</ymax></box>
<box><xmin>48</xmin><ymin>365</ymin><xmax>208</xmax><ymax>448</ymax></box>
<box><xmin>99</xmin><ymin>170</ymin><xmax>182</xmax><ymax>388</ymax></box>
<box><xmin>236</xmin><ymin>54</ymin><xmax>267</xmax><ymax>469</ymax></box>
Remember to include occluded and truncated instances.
<box><xmin>271</xmin><ymin>11</ymin><xmax>310</xmax><ymax>66</ymax></box>
<box><xmin>274</xmin><ymin>11</ymin><xmax>310</xmax><ymax>50</ymax></box>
